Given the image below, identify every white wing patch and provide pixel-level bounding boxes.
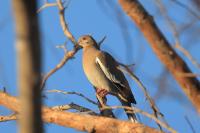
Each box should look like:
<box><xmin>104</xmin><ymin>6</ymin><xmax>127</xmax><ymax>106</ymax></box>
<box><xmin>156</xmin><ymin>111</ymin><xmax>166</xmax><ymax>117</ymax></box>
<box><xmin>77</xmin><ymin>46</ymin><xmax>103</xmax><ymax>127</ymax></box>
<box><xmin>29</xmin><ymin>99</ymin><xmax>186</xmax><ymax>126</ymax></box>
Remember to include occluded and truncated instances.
<box><xmin>95</xmin><ymin>57</ymin><xmax>123</xmax><ymax>85</ymax></box>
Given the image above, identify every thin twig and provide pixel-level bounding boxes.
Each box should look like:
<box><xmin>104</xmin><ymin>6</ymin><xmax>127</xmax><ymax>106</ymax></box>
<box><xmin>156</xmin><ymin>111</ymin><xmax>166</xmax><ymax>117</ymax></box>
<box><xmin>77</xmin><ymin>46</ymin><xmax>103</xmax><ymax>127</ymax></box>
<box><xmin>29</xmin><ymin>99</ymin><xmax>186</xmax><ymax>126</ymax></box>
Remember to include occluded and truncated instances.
<box><xmin>56</xmin><ymin>42</ymin><xmax>68</xmax><ymax>54</ymax></box>
<box><xmin>118</xmin><ymin>63</ymin><xmax>168</xmax><ymax>130</ymax></box>
<box><xmin>184</xmin><ymin>115</ymin><xmax>196</xmax><ymax>133</ymax></box>
<box><xmin>98</xmin><ymin>36</ymin><xmax>106</xmax><ymax>48</ymax></box>
<box><xmin>40</xmin><ymin>47</ymin><xmax>80</xmax><ymax>89</ymax></box>
<box><xmin>171</xmin><ymin>0</ymin><xmax>200</xmax><ymax>19</ymax></box>
<box><xmin>39</xmin><ymin>0</ymin><xmax>81</xmax><ymax>89</ymax></box>
<box><xmin>174</xmin><ymin>43</ymin><xmax>200</xmax><ymax>69</ymax></box>
<box><xmin>83</xmin><ymin>105</ymin><xmax>176</xmax><ymax>133</ymax></box>
<box><xmin>37</xmin><ymin>2</ymin><xmax>57</xmax><ymax>13</ymax></box>
<box><xmin>118</xmin><ymin>63</ymin><xmax>164</xmax><ymax>117</ymax></box>
<box><xmin>154</xmin><ymin>0</ymin><xmax>200</xmax><ymax>70</ymax></box>
<box><xmin>57</xmin><ymin>0</ymin><xmax>77</xmax><ymax>45</ymax></box>
<box><xmin>46</xmin><ymin>89</ymin><xmax>98</xmax><ymax>105</ymax></box>
<box><xmin>0</xmin><ymin>113</ymin><xmax>17</xmax><ymax>122</ymax></box>
<box><xmin>51</xmin><ymin>102</ymin><xmax>98</xmax><ymax>115</ymax></box>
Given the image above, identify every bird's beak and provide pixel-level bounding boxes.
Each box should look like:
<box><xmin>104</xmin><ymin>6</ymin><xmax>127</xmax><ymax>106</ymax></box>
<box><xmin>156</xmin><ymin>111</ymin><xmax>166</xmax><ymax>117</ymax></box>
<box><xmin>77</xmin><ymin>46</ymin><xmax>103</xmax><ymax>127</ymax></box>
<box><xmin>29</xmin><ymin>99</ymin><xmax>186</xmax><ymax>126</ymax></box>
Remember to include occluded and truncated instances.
<box><xmin>77</xmin><ymin>40</ymin><xmax>82</xmax><ymax>47</ymax></box>
<box><xmin>77</xmin><ymin>41</ymin><xmax>83</xmax><ymax>49</ymax></box>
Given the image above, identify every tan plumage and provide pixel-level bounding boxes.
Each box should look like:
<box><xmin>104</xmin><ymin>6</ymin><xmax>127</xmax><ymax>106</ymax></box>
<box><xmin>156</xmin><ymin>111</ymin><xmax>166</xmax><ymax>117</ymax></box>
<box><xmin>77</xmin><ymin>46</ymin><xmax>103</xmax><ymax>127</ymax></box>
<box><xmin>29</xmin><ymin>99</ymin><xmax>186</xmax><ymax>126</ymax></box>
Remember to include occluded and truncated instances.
<box><xmin>78</xmin><ymin>35</ymin><xmax>137</xmax><ymax>122</ymax></box>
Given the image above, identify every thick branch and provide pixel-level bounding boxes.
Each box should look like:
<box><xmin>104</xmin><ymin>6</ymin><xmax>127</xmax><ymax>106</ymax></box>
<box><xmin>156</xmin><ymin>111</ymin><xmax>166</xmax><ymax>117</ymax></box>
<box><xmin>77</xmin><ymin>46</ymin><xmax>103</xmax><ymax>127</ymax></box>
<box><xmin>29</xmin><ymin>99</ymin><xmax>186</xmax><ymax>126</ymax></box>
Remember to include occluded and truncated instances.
<box><xmin>119</xmin><ymin>0</ymin><xmax>200</xmax><ymax>113</ymax></box>
<box><xmin>0</xmin><ymin>92</ymin><xmax>162</xmax><ymax>133</ymax></box>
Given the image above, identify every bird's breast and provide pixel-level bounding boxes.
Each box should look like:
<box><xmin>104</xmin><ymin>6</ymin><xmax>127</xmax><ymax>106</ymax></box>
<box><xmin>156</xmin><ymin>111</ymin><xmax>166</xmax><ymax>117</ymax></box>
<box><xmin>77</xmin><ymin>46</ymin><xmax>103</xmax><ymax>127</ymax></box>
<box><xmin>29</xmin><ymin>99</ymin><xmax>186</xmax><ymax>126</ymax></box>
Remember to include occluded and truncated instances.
<box><xmin>82</xmin><ymin>50</ymin><xmax>111</xmax><ymax>91</ymax></box>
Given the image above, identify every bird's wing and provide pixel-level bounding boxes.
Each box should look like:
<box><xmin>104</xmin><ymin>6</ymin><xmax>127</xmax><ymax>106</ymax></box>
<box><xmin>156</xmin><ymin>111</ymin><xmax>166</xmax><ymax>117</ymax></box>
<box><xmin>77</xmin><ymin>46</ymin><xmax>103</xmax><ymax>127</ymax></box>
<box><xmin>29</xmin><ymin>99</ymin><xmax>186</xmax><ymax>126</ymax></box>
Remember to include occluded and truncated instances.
<box><xmin>95</xmin><ymin>51</ymin><xmax>136</xmax><ymax>104</ymax></box>
<box><xmin>96</xmin><ymin>54</ymin><xmax>123</xmax><ymax>86</ymax></box>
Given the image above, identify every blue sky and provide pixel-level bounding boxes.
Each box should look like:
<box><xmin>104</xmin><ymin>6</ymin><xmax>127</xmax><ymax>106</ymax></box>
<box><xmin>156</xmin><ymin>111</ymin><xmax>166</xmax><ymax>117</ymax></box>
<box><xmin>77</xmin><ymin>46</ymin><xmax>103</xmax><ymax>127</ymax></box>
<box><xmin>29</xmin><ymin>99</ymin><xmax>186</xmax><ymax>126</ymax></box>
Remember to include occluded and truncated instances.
<box><xmin>0</xmin><ymin>0</ymin><xmax>200</xmax><ymax>132</ymax></box>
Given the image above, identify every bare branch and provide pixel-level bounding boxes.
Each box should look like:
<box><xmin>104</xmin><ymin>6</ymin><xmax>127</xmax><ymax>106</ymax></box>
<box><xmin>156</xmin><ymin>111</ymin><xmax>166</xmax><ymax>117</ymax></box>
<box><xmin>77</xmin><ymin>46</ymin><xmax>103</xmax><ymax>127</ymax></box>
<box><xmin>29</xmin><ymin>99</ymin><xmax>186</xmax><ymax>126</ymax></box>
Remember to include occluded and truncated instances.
<box><xmin>39</xmin><ymin>0</ymin><xmax>81</xmax><ymax>89</ymax></box>
<box><xmin>118</xmin><ymin>63</ymin><xmax>167</xmax><ymax>130</ymax></box>
<box><xmin>46</xmin><ymin>89</ymin><xmax>98</xmax><ymax>105</ymax></box>
<box><xmin>57</xmin><ymin>0</ymin><xmax>77</xmax><ymax>45</ymax></box>
<box><xmin>99</xmin><ymin>106</ymin><xmax>176</xmax><ymax>133</ymax></box>
<box><xmin>97</xmin><ymin>35</ymin><xmax>106</xmax><ymax>48</ymax></box>
<box><xmin>0</xmin><ymin>92</ymin><xmax>163</xmax><ymax>133</ymax></box>
<box><xmin>37</xmin><ymin>2</ymin><xmax>57</xmax><ymax>13</ymax></box>
<box><xmin>52</xmin><ymin>103</ymin><xmax>98</xmax><ymax>115</ymax></box>
<box><xmin>56</xmin><ymin>42</ymin><xmax>68</xmax><ymax>54</ymax></box>
<box><xmin>154</xmin><ymin>0</ymin><xmax>200</xmax><ymax>70</ymax></box>
<box><xmin>174</xmin><ymin>43</ymin><xmax>200</xmax><ymax>69</ymax></box>
<box><xmin>119</xmin><ymin>0</ymin><xmax>200</xmax><ymax>113</ymax></box>
<box><xmin>0</xmin><ymin>114</ymin><xmax>17</xmax><ymax>122</ymax></box>
<box><xmin>40</xmin><ymin>47</ymin><xmax>79</xmax><ymax>89</ymax></box>
<box><xmin>171</xmin><ymin>0</ymin><xmax>200</xmax><ymax>19</ymax></box>
<box><xmin>184</xmin><ymin>115</ymin><xmax>196</xmax><ymax>133</ymax></box>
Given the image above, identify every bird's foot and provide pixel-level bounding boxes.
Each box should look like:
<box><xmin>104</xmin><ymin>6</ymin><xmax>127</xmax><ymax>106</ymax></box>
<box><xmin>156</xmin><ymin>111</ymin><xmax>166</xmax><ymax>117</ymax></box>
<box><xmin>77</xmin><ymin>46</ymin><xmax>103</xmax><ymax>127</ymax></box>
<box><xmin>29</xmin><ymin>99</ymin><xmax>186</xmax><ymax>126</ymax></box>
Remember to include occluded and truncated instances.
<box><xmin>96</xmin><ymin>88</ymin><xmax>108</xmax><ymax>107</ymax></box>
<box><xmin>96</xmin><ymin>89</ymin><xmax>108</xmax><ymax>98</ymax></box>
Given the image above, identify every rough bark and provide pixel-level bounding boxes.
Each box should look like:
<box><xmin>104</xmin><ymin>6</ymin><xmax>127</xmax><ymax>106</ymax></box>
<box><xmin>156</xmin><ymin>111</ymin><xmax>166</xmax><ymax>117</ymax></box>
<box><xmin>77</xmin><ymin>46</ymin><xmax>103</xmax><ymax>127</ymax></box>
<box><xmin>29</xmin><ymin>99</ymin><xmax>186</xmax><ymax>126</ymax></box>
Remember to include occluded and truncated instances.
<box><xmin>0</xmin><ymin>92</ymin><xmax>162</xmax><ymax>133</ymax></box>
<box><xmin>12</xmin><ymin>0</ymin><xmax>43</xmax><ymax>133</ymax></box>
<box><xmin>119</xmin><ymin>0</ymin><xmax>200</xmax><ymax>113</ymax></box>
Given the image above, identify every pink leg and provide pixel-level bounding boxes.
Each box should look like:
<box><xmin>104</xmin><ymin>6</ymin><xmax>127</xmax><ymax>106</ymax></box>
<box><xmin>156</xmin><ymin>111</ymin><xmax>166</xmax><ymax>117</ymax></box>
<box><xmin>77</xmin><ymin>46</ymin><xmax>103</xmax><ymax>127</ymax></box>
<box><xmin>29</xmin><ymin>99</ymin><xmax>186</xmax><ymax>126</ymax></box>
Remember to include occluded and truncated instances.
<box><xmin>96</xmin><ymin>88</ymin><xmax>108</xmax><ymax>106</ymax></box>
<box><xmin>96</xmin><ymin>89</ymin><xmax>108</xmax><ymax>98</ymax></box>
<box><xmin>95</xmin><ymin>87</ymin><xmax>115</xmax><ymax>118</ymax></box>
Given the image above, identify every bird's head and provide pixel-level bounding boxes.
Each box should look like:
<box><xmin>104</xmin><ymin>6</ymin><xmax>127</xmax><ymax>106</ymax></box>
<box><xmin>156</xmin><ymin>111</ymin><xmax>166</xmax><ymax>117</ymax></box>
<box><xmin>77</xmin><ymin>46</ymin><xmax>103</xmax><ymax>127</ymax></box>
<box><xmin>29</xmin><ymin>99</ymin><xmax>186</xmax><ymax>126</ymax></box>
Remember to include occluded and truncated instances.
<box><xmin>78</xmin><ymin>35</ymin><xmax>98</xmax><ymax>48</ymax></box>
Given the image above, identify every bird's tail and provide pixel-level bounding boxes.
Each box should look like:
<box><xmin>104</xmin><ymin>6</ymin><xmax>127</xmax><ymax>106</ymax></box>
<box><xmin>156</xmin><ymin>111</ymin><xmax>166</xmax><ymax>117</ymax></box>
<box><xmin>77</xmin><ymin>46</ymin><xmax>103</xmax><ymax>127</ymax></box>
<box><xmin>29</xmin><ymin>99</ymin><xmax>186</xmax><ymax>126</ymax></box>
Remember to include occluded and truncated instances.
<box><xmin>120</xmin><ymin>100</ymin><xmax>138</xmax><ymax>123</ymax></box>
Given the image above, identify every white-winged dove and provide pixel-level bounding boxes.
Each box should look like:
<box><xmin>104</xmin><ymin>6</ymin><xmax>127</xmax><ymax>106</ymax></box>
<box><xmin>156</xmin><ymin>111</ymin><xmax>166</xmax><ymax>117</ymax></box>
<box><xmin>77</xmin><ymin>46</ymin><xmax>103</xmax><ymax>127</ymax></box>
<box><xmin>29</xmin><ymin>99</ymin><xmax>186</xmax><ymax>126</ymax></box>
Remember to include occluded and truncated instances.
<box><xmin>78</xmin><ymin>35</ymin><xmax>137</xmax><ymax>122</ymax></box>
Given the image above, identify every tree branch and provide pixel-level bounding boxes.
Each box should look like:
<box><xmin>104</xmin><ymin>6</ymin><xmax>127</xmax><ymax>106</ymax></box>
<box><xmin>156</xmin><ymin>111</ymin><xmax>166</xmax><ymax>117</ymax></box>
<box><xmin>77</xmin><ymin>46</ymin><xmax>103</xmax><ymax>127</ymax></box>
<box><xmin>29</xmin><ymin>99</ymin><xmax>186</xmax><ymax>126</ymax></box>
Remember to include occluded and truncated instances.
<box><xmin>0</xmin><ymin>103</ymin><xmax>97</xmax><ymax>123</ymax></box>
<box><xmin>40</xmin><ymin>0</ymin><xmax>81</xmax><ymax>89</ymax></box>
<box><xmin>118</xmin><ymin>0</ymin><xmax>200</xmax><ymax>113</ymax></box>
<box><xmin>154</xmin><ymin>0</ymin><xmax>200</xmax><ymax>70</ymax></box>
<box><xmin>118</xmin><ymin>63</ymin><xmax>166</xmax><ymax>130</ymax></box>
<box><xmin>0</xmin><ymin>114</ymin><xmax>17</xmax><ymax>122</ymax></box>
<box><xmin>46</xmin><ymin>89</ymin><xmax>98</xmax><ymax>105</ymax></box>
<box><xmin>0</xmin><ymin>92</ymin><xmax>163</xmax><ymax>133</ymax></box>
<box><xmin>12</xmin><ymin>0</ymin><xmax>43</xmax><ymax>132</ymax></box>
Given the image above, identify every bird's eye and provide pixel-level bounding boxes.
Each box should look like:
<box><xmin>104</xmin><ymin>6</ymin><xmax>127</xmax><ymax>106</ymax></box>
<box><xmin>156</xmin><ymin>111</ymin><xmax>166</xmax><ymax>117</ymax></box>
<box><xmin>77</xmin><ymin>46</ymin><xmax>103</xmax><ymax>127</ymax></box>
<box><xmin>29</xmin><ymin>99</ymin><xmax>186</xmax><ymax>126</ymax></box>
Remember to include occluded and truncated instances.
<box><xmin>82</xmin><ymin>37</ymin><xmax>86</xmax><ymax>40</ymax></box>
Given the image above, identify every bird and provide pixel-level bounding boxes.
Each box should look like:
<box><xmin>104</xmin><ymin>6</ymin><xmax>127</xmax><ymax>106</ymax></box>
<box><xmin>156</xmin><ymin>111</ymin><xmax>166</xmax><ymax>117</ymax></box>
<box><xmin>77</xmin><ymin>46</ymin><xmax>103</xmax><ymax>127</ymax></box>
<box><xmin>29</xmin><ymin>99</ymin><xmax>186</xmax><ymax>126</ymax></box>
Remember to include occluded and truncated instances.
<box><xmin>78</xmin><ymin>35</ymin><xmax>137</xmax><ymax>122</ymax></box>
